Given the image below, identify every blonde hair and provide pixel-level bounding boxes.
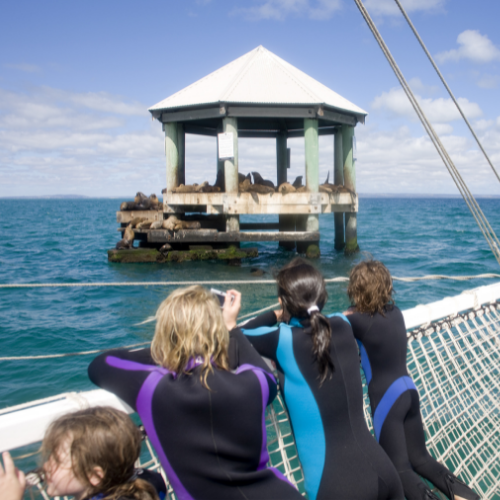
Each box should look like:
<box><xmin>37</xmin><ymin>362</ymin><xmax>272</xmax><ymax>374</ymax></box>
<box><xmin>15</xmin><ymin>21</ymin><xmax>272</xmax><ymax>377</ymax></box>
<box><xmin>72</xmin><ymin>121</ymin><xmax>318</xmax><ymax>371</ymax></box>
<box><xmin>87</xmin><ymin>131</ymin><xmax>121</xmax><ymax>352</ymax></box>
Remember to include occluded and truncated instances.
<box><xmin>151</xmin><ymin>285</ymin><xmax>230</xmax><ymax>387</ymax></box>
<box><xmin>41</xmin><ymin>407</ymin><xmax>158</xmax><ymax>500</ymax></box>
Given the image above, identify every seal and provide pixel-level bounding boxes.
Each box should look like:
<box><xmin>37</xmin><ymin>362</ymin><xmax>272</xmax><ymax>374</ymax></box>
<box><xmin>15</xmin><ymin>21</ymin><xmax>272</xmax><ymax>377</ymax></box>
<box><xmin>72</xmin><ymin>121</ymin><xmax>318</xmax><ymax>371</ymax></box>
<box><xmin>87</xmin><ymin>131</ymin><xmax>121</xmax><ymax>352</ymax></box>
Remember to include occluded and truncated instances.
<box><xmin>115</xmin><ymin>239</ymin><xmax>132</xmax><ymax>250</ymax></box>
<box><xmin>173</xmin><ymin>220</ymin><xmax>201</xmax><ymax>231</ymax></box>
<box><xmin>150</xmin><ymin>220</ymin><xmax>163</xmax><ymax>229</ymax></box>
<box><xmin>292</xmin><ymin>176</ymin><xmax>303</xmax><ymax>188</ymax></box>
<box><xmin>163</xmin><ymin>216</ymin><xmax>179</xmax><ymax>230</ymax></box>
<box><xmin>136</xmin><ymin>221</ymin><xmax>152</xmax><ymax>229</ymax></box>
<box><xmin>278</xmin><ymin>182</ymin><xmax>296</xmax><ymax>195</ymax></box>
<box><xmin>251</xmin><ymin>172</ymin><xmax>275</xmax><ymax>189</ymax></box>
<box><xmin>123</xmin><ymin>224</ymin><xmax>135</xmax><ymax>243</ymax></box>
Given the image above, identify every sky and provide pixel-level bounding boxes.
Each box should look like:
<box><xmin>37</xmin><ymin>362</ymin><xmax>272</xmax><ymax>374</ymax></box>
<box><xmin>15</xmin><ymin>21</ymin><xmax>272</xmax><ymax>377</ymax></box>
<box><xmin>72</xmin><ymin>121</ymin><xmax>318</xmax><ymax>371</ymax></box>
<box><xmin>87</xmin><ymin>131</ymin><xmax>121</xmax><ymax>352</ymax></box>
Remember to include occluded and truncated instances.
<box><xmin>1</xmin><ymin>0</ymin><xmax>500</xmax><ymax>197</ymax></box>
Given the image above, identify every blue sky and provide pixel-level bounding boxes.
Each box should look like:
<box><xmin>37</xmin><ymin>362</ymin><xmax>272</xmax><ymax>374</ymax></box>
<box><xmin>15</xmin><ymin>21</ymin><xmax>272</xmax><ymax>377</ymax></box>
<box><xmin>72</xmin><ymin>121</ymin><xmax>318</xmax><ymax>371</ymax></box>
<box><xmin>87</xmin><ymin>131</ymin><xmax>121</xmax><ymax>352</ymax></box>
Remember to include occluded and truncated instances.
<box><xmin>1</xmin><ymin>0</ymin><xmax>500</xmax><ymax>196</ymax></box>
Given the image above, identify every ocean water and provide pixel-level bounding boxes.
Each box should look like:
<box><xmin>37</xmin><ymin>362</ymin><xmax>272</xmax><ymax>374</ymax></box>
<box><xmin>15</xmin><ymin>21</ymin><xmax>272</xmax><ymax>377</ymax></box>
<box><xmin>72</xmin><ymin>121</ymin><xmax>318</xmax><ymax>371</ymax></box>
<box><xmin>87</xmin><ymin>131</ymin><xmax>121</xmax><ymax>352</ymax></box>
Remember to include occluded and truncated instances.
<box><xmin>1</xmin><ymin>197</ymin><xmax>500</xmax><ymax>411</ymax></box>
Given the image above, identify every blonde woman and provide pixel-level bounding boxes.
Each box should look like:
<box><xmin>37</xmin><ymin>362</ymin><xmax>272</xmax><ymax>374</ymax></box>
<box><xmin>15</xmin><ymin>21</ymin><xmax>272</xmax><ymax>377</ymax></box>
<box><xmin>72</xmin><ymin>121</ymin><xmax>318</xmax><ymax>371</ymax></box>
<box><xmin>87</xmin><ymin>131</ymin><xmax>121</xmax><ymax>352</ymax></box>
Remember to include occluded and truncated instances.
<box><xmin>88</xmin><ymin>285</ymin><xmax>302</xmax><ymax>500</ymax></box>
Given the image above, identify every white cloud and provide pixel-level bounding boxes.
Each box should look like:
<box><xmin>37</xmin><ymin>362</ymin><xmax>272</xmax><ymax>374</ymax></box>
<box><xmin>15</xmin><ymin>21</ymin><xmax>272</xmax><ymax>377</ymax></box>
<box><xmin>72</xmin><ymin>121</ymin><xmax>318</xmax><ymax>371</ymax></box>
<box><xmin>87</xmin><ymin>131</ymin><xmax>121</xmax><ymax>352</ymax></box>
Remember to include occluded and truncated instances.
<box><xmin>233</xmin><ymin>0</ymin><xmax>341</xmax><ymax>21</ymax></box>
<box><xmin>477</xmin><ymin>74</ymin><xmax>500</xmax><ymax>89</ymax></box>
<box><xmin>363</xmin><ymin>0</ymin><xmax>445</xmax><ymax>17</ymax></box>
<box><xmin>474</xmin><ymin>119</ymin><xmax>494</xmax><ymax>131</ymax></box>
<box><xmin>371</xmin><ymin>87</ymin><xmax>482</xmax><ymax>123</ymax></box>
<box><xmin>4</xmin><ymin>63</ymin><xmax>41</xmax><ymax>73</ymax></box>
<box><xmin>436</xmin><ymin>30</ymin><xmax>500</xmax><ymax>64</ymax></box>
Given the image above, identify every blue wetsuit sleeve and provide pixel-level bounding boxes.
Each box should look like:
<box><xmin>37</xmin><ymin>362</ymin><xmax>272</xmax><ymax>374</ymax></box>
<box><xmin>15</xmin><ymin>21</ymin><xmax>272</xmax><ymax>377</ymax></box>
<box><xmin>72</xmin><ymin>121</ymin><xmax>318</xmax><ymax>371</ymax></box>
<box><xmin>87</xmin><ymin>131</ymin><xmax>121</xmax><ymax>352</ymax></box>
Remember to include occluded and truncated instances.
<box><xmin>239</xmin><ymin>322</ymin><xmax>280</xmax><ymax>362</ymax></box>
<box><xmin>88</xmin><ymin>348</ymin><xmax>155</xmax><ymax>410</ymax></box>
<box><xmin>229</xmin><ymin>328</ymin><xmax>277</xmax><ymax>405</ymax></box>
<box><xmin>239</xmin><ymin>311</ymin><xmax>278</xmax><ymax>330</ymax></box>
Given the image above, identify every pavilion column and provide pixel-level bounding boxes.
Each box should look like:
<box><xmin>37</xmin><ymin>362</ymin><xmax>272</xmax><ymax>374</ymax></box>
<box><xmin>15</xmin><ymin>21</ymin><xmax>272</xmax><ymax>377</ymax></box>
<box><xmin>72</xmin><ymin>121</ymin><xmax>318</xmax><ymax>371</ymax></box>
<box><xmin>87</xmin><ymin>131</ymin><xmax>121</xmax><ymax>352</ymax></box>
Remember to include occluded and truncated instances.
<box><xmin>216</xmin><ymin>126</ymin><xmax>225</xmax><ymax>191</ymax></box>
<box><xmin>342</xmin><ymin>125</ymin><xmax>359</xmax><ymax>255</ymax></box>
<box><xmin>177</xmin><ymin>124</ymin><xmax>185</xmax><ymax>186</ymax></box>
<box><xmin>297</xmin><ymin>118</ymin><xmax>320</xmax><ymax>257</ymax></box>
<box><xmin>277</xmin><ymin>130</ymin><xmax>294</xmax><ymax>249</ymax></box>
<box><xmin>165</xmin><ymin>122</ymin><xmax>180</xmax><ymax>193</ymax></box>
<box><xmin>223</xmin><ymin>117</ymin><xmax>239</xmax><ymax>232</ymax></box>
<box><xmin>334</xmin><ymin>129</ymin><xmax>345</xmax><ymax>250</ymax></box>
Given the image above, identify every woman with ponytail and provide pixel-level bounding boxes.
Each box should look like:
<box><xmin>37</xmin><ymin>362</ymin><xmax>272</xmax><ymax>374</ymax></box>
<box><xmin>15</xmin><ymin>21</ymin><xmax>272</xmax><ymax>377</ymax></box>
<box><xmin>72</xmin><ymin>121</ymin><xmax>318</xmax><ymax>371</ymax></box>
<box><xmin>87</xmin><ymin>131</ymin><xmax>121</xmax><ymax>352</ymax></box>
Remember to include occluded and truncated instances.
<box><xmin>237</xmin><ymin>258</ymin><xmax>403</xmax><ymax>500</ymax></box>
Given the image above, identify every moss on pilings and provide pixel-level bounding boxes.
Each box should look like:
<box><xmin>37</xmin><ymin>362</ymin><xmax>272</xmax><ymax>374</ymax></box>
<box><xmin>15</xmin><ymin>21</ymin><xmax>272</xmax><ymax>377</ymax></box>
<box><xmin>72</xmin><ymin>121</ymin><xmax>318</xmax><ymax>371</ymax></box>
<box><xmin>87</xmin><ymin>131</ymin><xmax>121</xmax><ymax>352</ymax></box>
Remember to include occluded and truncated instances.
<box><xmin>305</xmin><ymin>244</ymin><xmax>320</xmax><ymax>259</ymax></box>
<box><xmin>108</xmin><ymin>247</ymin><xmax>258</xmax><ymax>264</ymax></box>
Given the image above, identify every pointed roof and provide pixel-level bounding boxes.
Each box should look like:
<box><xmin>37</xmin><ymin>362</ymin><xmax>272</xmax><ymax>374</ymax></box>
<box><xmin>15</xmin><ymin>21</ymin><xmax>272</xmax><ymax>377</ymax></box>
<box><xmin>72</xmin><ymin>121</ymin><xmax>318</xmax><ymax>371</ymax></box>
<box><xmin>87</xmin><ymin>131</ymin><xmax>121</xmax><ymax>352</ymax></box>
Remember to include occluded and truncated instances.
<box><xmin>149</xmin><ymin>46</ymin><xmax>367</xmax><ymax>121</ymax></box>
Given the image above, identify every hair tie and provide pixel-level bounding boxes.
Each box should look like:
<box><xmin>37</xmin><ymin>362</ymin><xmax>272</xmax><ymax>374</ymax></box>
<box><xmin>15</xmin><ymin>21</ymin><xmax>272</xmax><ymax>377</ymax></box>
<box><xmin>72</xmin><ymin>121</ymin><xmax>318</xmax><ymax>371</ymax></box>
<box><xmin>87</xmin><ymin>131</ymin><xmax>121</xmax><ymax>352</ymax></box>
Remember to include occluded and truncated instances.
<box><xmin>307</xmin><ymin>305</ymin><xmax>319</xmax><ymax>316</ymax></box>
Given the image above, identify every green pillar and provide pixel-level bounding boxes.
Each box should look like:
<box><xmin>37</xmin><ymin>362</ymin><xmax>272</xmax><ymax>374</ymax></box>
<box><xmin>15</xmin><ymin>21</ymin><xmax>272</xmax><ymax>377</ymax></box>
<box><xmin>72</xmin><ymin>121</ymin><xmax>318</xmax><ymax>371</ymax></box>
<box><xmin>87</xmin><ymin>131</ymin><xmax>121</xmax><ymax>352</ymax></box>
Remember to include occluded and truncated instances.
<box><xmin>334</xmin><ymin>129</ymin><xmax>345</xmax><ymax>250</ymax></box>
<box><xmin>298</xmin><ymin>119</ymin><xmax>320</xmax><ymax>256</ymax></box>
<box><xmin>223</xmin><ymin>117</ymin><xmax>239</xmax><ymax>232</ymax></box>
<box><xmin>165</xmin><ymin>122</ymin><xmax>179</xmax><ymax>192</ymax></box>
<box><xmin>342</xmin><ymin>125</ymin><xmax>359</xmax><ymax>255</ymax></box>
<box><xmin>277</xmin><ymin>130</ymin><xmax>294</xmax><ymax>249</ymax></box>
<box><xmin>177</xmin><ymin>123</ymin><xmax>185</xmax><ymax>186</ymax></box>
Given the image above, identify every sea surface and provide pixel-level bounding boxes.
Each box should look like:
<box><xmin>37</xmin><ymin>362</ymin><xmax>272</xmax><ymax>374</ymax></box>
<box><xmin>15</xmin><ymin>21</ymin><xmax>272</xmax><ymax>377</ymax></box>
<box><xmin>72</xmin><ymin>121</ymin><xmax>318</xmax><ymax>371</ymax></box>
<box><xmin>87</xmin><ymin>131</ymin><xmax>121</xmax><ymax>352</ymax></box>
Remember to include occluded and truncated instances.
<box><xmin>1</xmin><ymin>196</ymin><xmax>500</xmax><ymax>412</ymax></box>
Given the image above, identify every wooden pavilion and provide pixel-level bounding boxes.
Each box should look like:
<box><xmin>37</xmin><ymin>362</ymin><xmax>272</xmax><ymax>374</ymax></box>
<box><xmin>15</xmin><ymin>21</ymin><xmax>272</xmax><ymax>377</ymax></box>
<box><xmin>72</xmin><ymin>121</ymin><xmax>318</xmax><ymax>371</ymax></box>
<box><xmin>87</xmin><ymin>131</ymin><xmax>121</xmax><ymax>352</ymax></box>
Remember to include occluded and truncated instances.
<box><xmin>133</xmin><ymin>46</ymin><xmax>367</xmax><ymax>256</ymax></box>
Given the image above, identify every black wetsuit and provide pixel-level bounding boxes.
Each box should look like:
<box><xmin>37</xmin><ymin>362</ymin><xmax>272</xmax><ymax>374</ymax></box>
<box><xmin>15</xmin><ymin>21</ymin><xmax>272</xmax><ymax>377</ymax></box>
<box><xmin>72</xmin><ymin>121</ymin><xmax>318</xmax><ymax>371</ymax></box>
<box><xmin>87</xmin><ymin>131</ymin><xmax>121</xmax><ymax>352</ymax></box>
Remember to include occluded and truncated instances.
<box><xmin>349</xmin><ymin>306</ymin><xmax>479</xmax><ymax>500</ymax></box>
<box><xmin>88</xmin><ymin>329</ymin><xmax>302</xmax><ymax>500</ymax></box>
<box><xmin>239</xmin><ymin>311</ymin><xmax>404</xmax><ymax>500</ymax></box>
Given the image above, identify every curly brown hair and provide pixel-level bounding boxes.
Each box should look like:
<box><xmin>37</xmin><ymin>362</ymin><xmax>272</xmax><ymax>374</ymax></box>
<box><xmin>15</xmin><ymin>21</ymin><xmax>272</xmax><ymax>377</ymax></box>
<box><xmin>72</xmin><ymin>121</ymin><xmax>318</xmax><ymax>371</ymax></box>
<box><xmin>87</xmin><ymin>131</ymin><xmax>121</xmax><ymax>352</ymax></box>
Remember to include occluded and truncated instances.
<box><xmin>347</xmin><ymin>260</ymin><xmax>394</xmax><ymax>315</ymax></box>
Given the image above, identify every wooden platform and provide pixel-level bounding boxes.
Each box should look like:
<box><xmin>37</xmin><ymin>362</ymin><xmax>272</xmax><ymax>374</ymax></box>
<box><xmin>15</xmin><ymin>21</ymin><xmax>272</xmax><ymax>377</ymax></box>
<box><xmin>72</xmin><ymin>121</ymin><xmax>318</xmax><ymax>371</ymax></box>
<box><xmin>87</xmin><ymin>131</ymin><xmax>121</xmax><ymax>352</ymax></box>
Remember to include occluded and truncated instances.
<box><xmin>118</xmin><ymin>228</ymin><xmax>320</xmax><ymax>243</ymax></box>
<box><xmin>165</xmin><ymin>191</ymin><xmax>357</xmax><ymax>215</ymax></box>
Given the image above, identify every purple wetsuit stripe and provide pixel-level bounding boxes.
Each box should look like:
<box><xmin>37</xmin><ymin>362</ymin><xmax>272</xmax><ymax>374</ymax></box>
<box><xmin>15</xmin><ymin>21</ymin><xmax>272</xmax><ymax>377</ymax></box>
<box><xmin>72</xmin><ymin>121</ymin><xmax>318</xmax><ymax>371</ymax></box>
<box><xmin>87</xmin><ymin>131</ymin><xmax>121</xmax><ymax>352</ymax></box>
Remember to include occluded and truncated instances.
<box><xmin>105</xmin><ymin>356</ymin><xmax>172</xmax><ymax>375</ymax></box>
<box><xmin>234</xmin><ymin>364</ymin><xmax>295</xmax><ymax>487</ymax></box>
<box><xmin>137</xmin><ymin>370</ymin><xmax>195</xmax><ymax>500</ymax></box>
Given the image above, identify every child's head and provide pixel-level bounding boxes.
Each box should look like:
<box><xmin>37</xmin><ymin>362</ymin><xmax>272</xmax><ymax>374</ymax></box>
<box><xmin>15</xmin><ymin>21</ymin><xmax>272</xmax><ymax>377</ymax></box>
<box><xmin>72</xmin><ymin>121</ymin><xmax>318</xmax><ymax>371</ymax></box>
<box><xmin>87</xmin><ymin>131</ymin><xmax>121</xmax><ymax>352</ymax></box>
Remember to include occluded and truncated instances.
<box><xmin>276</xmin><ymin>258</ymin><xmax>328</xmax><ymax>319</ymax></box>
<box><xmin>276</xmin><ymin>258</ymin><xmax>333</xmax><ymax>383</ymax></box>
<box><xmin>151</xmin><ymin>285</ymin><xmax>229</xmax><ymax>385</ymax></box>
<box><xmin>41</xmin><ymin>406</ymin><xmax>157</xmax><ymax>500</ymax></box>
<box><xmin>347</xmin><ymin>260</ymin><xmax>394</xmax><ymax>314</ymax></box>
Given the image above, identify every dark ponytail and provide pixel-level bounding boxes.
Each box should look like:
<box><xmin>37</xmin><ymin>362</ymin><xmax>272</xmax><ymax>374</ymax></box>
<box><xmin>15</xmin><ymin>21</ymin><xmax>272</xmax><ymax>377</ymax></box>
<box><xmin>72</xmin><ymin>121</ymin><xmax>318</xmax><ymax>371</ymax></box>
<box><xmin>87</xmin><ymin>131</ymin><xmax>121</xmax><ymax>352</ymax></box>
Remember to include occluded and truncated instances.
<box><xmin>276</xmin><ymin>258</ymin><xmax>334</xmax><ymax>384</ymax></box>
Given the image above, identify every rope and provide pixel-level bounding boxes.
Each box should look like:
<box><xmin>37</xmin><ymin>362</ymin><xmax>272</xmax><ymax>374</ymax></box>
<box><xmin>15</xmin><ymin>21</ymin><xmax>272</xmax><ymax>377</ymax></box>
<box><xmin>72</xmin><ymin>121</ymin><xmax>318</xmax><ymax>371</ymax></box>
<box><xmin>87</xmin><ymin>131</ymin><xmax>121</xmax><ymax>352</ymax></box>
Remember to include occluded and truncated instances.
<box><xmin>1</xmin><ymin>274</ymin><xmax>500</xmax><ymax>289</ymax></box>
<box><xmin>393</xmin><ymin>0</ymin><xmax>500</xmax><ymax>185</ymax></box>
<box><xmin>352</xmin><ymin>0</ymin><xmax>500</xmax><ymax>268</ymax></box>
<box><xmin>0</xmin><ymin>342</ymin><xmax>150</xmax><ymax>361</ymax></box>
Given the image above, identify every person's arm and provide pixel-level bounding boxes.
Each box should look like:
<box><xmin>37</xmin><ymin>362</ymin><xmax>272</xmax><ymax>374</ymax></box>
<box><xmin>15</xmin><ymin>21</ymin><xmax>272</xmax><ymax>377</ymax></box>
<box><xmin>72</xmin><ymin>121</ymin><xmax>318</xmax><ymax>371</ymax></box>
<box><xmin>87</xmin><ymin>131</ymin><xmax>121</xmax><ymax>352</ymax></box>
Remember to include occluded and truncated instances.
<box><xmin>88</xmin><ymin>347</ymin><xmax>157</xmax><ymax>410</ymax></box>
<box><xmin>0</xmin><ymin>452</ymin><xmax>25</xmax><ymax>500</ymax></box>
<box><xmin>239</xmin><ymin>310</ymin><xmax>279</xmax><ymax>329</ymax></box>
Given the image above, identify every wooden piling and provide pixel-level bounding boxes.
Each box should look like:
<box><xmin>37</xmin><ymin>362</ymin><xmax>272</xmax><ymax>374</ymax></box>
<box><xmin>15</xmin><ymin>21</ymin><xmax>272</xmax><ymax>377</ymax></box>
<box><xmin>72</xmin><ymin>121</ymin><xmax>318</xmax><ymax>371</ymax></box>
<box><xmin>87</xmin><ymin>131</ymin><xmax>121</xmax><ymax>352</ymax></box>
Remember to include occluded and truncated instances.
<box><xmin>165</xmin><ymin>122</ymin><xmax>180</xmax><ymax>192</ymax></box>
<box><xmin>223</xmin><ymin>117</ymin><xmax>239</xmax><ymax>232</ymax></box>
<box><xmin>342</xmin><ymin>125</ymin><xmax>359</xmax><ymax>255</ymax></box>
<box><xmin>277</xmin><ymin>130</ymin><xmax>294</xmax><ymax>249</ymax></box>
<box><xmin>298</xmin><ymin>119</ymin><xmax>320</xmax><ymax>256</ymax></box>
<box><xmin>334</xmin><ymin>129</ymin><xmax>345</xmax><ymax>250</ymax></box>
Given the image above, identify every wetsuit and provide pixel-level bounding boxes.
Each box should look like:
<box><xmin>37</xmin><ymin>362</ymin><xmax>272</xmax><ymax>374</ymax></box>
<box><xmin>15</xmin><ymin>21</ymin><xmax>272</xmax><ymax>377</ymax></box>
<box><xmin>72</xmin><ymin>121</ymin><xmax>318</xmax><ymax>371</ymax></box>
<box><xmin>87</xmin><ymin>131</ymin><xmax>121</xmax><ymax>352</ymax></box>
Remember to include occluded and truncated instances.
<box><xmin>349</xmin><ymin>306</ymin><xmax>479</xmax><ymax>500</ymax></box>
<box><xmin>238</xmin><ymin>311</ymin><xmax>404</xmax><ymax>500</ymax></box>
<box><xmin>88</xmin><ymin>329</ymin><xmax>302</xmax><ymax>500</ymax></box>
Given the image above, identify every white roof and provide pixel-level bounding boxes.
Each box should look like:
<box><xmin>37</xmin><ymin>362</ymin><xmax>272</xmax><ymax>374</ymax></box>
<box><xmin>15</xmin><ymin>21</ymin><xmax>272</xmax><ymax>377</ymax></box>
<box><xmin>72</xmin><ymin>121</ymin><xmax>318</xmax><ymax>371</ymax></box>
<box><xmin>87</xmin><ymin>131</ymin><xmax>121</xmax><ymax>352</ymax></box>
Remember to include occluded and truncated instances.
<box><xmin>149</xmin><ymin>46</ymin><xmax>367</xmax><ymax>117</ymax></box>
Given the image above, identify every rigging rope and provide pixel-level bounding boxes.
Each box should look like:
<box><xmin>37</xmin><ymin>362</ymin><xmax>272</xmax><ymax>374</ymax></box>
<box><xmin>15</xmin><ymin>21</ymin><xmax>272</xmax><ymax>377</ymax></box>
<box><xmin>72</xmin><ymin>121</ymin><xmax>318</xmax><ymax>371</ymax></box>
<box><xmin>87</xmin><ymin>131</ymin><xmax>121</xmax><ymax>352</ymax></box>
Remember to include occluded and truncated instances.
<box><xmin>352</xmin><ymin>0</ymin><xmax>500</xmax><ymax>268</ymax></box>
<box><xmin>1</xmin><ymin>274</ymin><xmax>500</xmax><ymax>288</ymax></box>
<box><xmin>393</xmin><ymin>0</ymin><xmax>500</xmax><ymax>185</ymax></box>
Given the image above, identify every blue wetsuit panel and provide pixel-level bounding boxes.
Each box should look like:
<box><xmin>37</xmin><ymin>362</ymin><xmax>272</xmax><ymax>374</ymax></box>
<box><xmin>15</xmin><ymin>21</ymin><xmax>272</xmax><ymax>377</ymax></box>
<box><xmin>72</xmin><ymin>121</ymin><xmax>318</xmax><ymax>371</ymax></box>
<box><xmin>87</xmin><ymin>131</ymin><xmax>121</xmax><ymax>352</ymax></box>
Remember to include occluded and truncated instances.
<box><xmin>373</xmin><ymin>376</ymin><xmax>416</xmax><ymax>441</ymax></box>
<box><xmin>276</xmin><ymin>323</ymin><xmax>325</xmax><ymax>500</ymax></box>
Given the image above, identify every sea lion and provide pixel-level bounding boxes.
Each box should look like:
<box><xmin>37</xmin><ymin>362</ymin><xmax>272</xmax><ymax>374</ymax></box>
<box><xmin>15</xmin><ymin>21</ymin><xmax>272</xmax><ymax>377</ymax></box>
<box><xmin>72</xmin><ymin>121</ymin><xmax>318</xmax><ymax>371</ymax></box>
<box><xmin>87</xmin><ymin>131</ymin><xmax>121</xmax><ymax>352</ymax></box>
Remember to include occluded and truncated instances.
<box><xmin>120</xmin><ymin>201</ymin><xmax>138</xmax><ymax>211</ymax></box>
<box><xmin>239</xmin><ymin>178</ymin><xmax>252</xmax><ymax>192</ymax></box>
<box><xmin>252</xmin><ymin>172</ymin><xmax>275</xmax><ymax>189</ymax></box>
<box><xmin>123</xmin><ymin>224</ymin><xmax>135</xmax><ymax>243</ymax></box>
<box><xmin>247</xmin><ymin>184</ymin><xmax>275</xmax><ymax>195</ymax></box>
<box><xmin>129</xmin><ymin>217</ymin><xmax>147</xmax><ymax>228</ymax></box>
<box><xmin>136</xmin><ymin>221</ymin><xmax>152</xmax><ymax>229</ymax></box>
<box><xmin>161</xmin><ymin>187</ymin><xmax>167</xmax><ymax>194</ymax></box>
<box><xmin>296</xmin><ymin>185</ymin><xmax>307</xmax><ymax>193</ymax></box>
<box><xmin>159</xmin><ymin>243</ymin><xmax>172</xmax><ymax>255</ymax></box>
<box><xmin>115</xmin><ymin>239</ymin><xmax>132</xmax><ymax>250</ymax></box>
<box><xmin>163</xmin><ymin>216</ymin><xmax>179</xmax><ymax>231</ymax></box>
<box><xmin>319</xmin><ymin>184</ymin><xmax>335</xmax><ymax>194</ymax></box>
<box><xmin>173</xmin><ymin>220</ymin><xmax>201</xmax><ymax>231</ymax></box>
<box><xmin>292</xmin><ymin>176</ymin><xmax>303</xmax><ymax>188</ymax></box>
<box><xmin>149</xmin><ymin>194</ymin><xmax>162</xmax><ymax>210</ymax></box>
<box><xmin>324</xmin><ymin>171</ymin><xmax>330</xmax><ymax>185</ymax></box>
<box><xmin>278</xmin><ymin>182</ymin><xmax>296</xmax><ymax>195</ymax></box>
<box><xmin>238</xmin><ymin>172</ymin><xmax>252</xmax><ymax>183</ymax></box>
<box><xmin>150</xmin><ymin>220</ymin><xmax>163</xmax><ymax>229</ymax></box>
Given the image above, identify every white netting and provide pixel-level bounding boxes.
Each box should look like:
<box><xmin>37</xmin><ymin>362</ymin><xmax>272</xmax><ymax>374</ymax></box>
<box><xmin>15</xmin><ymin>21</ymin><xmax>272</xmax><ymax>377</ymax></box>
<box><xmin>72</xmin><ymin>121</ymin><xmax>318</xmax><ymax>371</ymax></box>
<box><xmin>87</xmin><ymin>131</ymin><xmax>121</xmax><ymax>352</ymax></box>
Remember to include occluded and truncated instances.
<box><xmin>14</xmin><ymin>302</ymin><xmax>500</xmax><ymax>500</ymax></box>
